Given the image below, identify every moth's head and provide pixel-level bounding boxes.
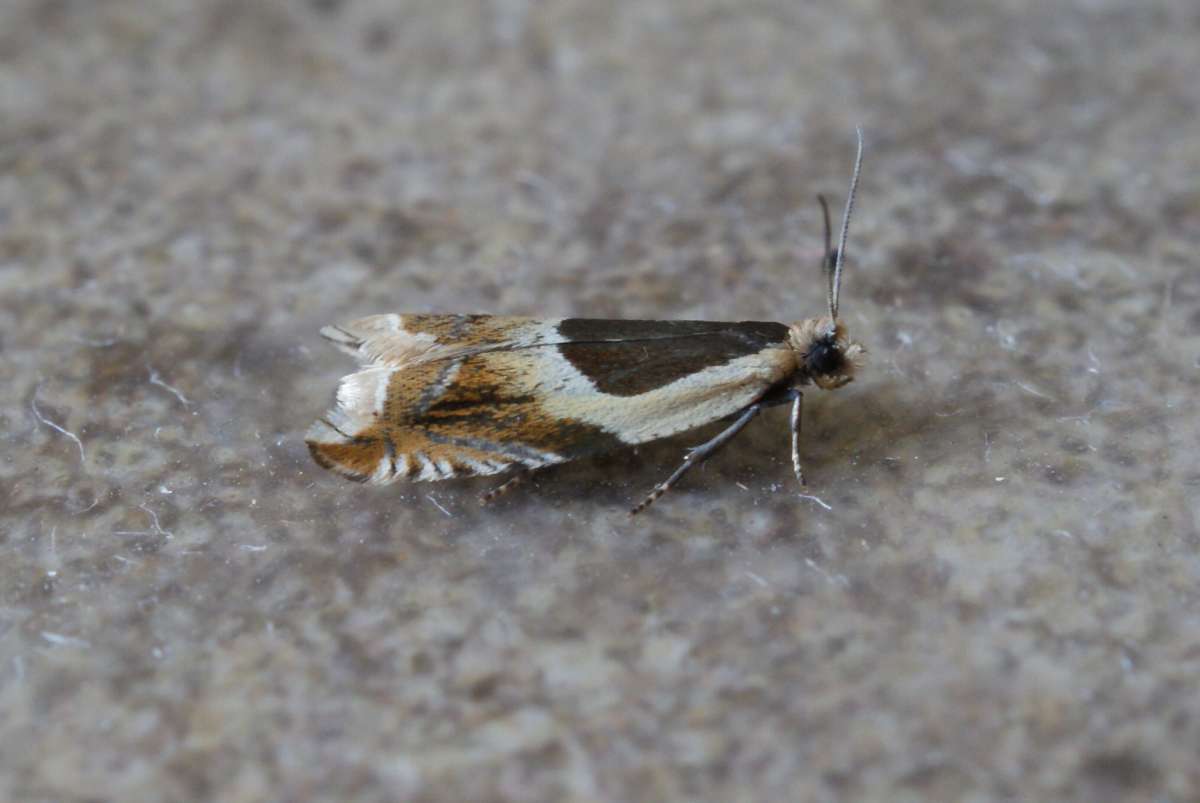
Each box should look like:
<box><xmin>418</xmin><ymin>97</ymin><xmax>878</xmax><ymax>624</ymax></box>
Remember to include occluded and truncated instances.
<box><xmin>792</xmin><ymin>128</ymin><xmax>867</xmax><ymax>391</ymax></box>
<box><xmin>789</xmin><ymin>316</ymin><xmax>866</xmax><ymax>390</ymax></box>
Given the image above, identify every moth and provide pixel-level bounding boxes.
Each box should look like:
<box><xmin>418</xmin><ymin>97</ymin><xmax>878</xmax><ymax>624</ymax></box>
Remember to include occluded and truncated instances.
<box><xmin>307</xmin><ymin>131</ymin><xmax>867</xmax><ymax>514</ymax></box>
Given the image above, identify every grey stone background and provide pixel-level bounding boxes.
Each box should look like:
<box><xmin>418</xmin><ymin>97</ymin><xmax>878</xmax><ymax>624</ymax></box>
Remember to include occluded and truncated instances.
<box><xmin>2</xmin><ymin>1</ymin><xmax>1198</xmax><ymax>800</ymax></box>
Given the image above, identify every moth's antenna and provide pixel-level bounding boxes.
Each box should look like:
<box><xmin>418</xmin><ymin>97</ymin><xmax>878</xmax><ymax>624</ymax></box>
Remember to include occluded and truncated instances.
<box><xmin>817</xmin><ymin>194</ymin><xmax>835</xmax><ymax>318</ymax></box>
<box><xmin>829</xmin><ymin>126</ymin><xmax>865</xmax><ymax>321</ymax></box>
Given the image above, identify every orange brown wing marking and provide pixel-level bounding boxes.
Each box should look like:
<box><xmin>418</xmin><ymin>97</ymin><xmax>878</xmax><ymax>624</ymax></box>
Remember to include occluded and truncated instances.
<box><xmin>412</xmin><ymin>351</ymin><xmax>625</xmax><ymax>460</ymax></box>
<box><xmin>307</xmin><ymin>438</ymin><xmax>382</xmax><ymax>482</ymax></box>
<box><xmin>307</xmin><ymin>345</ymin><xmax>627</xmax><ymax>484</ymax></box>
<box><xmin>401</xmin><ymin>314</ymin><xmax>525</xmax><ymax>344</ymax></box>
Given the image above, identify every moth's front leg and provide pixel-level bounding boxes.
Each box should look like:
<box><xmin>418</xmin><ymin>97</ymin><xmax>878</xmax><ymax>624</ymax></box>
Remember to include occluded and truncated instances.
<box><xmin>790</xmin><ymin>389</ymin><xmax>805</xmax><ymax>486</ymax></box>
<box><xmin>756</xmin><ymin>384</ymin><xmax>806</xmax><ymax>487</ymax></box>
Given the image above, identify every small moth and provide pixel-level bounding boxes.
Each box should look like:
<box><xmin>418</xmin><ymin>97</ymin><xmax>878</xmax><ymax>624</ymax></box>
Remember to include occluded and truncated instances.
<box><xmin>307</xmin><ymin>131</ymin><xmax>867</xmax><ymax>514</ymax></box>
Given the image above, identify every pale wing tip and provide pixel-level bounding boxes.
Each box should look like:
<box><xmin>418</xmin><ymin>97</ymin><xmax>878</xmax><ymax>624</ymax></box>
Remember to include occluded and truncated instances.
<box><xmin>319</xmin><ymin>314</ymin><xmax>405</xmax><ymax>354</ymax></box>
<box><xmin>319</xmin><ymin>325</ymin><xmax>364</xmax><ymax>357</ymax></box>
<box><xmin>305</xmin><ymin>416</ymin><xmax>350</xmax><ymax>445</ymax></box>
<box><xmin>318</xmin><ymin>314</ymin><xmax>441</xmax><ymax>366</ymax></box>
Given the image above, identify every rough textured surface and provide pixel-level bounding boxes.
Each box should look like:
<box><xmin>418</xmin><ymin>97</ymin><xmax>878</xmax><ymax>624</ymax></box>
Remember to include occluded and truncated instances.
<box><xmin>2</xmin><ymin>1</ymin><xmax>1199</xmax><ymax>800</ymax></box>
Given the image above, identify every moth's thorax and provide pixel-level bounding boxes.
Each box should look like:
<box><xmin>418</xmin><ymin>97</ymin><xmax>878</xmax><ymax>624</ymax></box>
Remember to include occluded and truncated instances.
<box><xmin>787</xmin><ymin>316</ymin><xmax>866</xmax><ymax>390</ymax></box>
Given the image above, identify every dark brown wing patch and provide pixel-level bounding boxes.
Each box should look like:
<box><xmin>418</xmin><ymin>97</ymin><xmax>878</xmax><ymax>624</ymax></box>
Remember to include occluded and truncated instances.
<box><xmin>555</xmin><ymin>319</ymin><xmax>790</xmax><ymax>396</ymax></box>
<box><xmin>414</xmin><ymin>353</ymin><xmax>627</xmax><ymax>460</ymax></box>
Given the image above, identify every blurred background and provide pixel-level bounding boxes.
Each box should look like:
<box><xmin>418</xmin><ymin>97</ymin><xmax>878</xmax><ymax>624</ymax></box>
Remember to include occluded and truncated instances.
<box><xmin>2</xmin><ymin>1</ymin><xmax>1198</xmax><ymax>800</ymax></box>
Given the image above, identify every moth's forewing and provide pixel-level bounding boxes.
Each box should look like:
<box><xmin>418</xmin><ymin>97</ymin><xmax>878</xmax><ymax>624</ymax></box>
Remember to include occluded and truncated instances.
<box><xmin>307</xmin><ymin>315</ymin><xmax>798</xmax><ymax>484</ymax></box>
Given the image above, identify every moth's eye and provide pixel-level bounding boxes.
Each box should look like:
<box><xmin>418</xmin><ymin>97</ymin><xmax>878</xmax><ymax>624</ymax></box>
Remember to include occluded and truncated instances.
<box><xmin>807</xmin><ymin>340</ymin><xmax>843</xmax><ymax>375</ymax></box>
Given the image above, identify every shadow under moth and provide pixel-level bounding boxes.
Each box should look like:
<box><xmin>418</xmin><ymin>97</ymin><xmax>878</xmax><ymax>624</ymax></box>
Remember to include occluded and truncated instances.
<box><xmin>307</xmin><ymin>131</ymin><xmax>867</xmax><ymax>514</ymax></box>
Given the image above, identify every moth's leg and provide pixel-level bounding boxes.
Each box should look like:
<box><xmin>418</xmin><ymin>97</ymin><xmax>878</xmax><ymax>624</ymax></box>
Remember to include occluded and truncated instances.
<box><xmin>630</xmin><ymin>402</ymin><xmax>764</xmax><ymax>516</ymax></box>
<box><xmin>750</xmin><ymin>384</ymin><xmax>806</xmax><ymax>485</ymax></box>
<box><xmin>790</xmin><ymin>389</ymin><xmax>806</xmax><ymax>486</ymax></box>
<box><xmin>479</xmin><ymin>468</ymin><xmax>536</xmax><ymax>506</ymax></box>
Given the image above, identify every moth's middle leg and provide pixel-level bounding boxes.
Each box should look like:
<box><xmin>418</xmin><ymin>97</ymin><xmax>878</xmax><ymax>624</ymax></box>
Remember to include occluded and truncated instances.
<box><xmin>630</xmin><ymin>401</ymin><xmax>765</xmax><ymax>516</ymax></box>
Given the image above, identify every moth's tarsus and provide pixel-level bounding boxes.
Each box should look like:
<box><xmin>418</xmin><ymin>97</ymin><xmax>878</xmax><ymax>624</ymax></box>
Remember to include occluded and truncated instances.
<box><xmin>479</xmin><ymin>468</ymin><xmax>536</xmax><ymax>505</ymax></box>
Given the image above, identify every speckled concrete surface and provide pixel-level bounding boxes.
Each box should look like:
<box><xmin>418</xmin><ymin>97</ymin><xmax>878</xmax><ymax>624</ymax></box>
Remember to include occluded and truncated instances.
<box><xmin>2</xmin><ymin>1</ymin><xmax>1199</xmax><ymax>801</ymax></box>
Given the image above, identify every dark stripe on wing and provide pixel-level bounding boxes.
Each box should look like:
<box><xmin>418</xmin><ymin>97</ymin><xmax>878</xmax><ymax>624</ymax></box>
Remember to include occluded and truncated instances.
<box><xmin>555</xmin><ymin>319</ymin><xmax>790</xmax><ymax>396</ymax></box>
